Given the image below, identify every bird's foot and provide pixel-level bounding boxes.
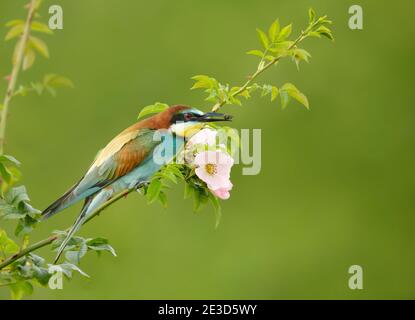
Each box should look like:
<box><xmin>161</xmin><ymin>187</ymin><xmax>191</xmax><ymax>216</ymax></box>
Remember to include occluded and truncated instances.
<box><xmin>134</xmin><ymin>181</ymin><xmax>150</xmax><ymax>193</ymax></box>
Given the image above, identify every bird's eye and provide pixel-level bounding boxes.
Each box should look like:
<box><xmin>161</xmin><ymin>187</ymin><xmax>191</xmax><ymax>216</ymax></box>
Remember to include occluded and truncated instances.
<box><xmin>184</xmin><ymin>113</ymin><xmax>193</xmax><ymax>121</ymax></box>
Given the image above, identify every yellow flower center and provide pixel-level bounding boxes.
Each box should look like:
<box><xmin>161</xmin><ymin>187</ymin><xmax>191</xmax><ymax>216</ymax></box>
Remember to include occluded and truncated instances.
<box><xmin>205</xmin><ymin>163</ymin><xmax>217</xmax><ymax>175</ymax></box>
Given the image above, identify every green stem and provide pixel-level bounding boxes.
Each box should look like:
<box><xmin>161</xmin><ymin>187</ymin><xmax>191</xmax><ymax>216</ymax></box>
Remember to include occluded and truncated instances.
<box><xmin>0</xmin><ymin>188</ymin><xmax>134</xmax><ymax>270</ymax></box>
<box><xmin>0</xmin><ymin>0</ymin><xmax>37</xmax><ymax>154</ymax></box>
<box><xmin>0</xmin><ymin>282</ymin><xmax>17</xmax><ymax>288</ymax></box>
<box><xmin>0</xmin><ymin>235</ymin><xmax>57</xmax><ymax>270</ymax></box>
<box><xmin>212</xmin><ymin>24</ymin><xmax>314</xmax><ymax>112</ymax></box>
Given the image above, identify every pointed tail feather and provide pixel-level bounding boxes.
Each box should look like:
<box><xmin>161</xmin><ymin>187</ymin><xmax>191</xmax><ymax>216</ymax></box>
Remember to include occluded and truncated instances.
<box><xmin>53</xmin><ymin>196</ymin><xmax>93</xmax><ymax>263</ymax></box>
<box><xmin>53</xmin><ymin>188</ymin><xmax>113</xmax><ymax>264</ymax></box>
<box><xmin>41</xmin><ymin>177</ymin><xmax>87</xmax><ymax>220</ymax></box>
<box><xmin>53</xmin><ymin>210</ymin><xmax>86</xmax><ymax>264</ymax></box>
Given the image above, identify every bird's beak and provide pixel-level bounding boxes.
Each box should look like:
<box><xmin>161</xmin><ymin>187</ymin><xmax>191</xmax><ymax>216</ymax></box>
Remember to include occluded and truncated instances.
<box><xmin>199</xmin><ymin>112</ymin><xmax>233</xmax><ymax>122</ymax></box>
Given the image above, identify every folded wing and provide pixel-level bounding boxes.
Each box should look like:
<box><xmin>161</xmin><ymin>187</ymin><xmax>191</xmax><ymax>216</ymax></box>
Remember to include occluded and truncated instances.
<box><xmin>42</xmin><ymin>128</ymin><xmax>160</xmax><ymax>219</ymax></box>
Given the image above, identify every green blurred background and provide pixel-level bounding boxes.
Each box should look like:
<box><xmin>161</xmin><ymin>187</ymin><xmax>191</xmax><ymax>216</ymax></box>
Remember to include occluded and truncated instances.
<box><xmin>1</xmin><ymin>0</ymin><xmax>414</xmax><ymax>299</ymax></box>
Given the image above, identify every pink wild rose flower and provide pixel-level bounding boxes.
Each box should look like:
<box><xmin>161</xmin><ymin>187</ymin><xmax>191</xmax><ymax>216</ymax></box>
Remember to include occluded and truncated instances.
<box><xmin>187</xmin><ymin>128</ymin><xmax>217</xmax><ymax>147</ymax></box>
<box><xmin>194</xmin><ymin>150</ymin><xmax>234</xmax><ymax>200</ymax></box>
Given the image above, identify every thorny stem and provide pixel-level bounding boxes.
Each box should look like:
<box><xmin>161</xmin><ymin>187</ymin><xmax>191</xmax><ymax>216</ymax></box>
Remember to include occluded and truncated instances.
<box><xmin>0</xmin><ymin>0</ymin><xmax>37</xmax><ymax>154</ymax></box>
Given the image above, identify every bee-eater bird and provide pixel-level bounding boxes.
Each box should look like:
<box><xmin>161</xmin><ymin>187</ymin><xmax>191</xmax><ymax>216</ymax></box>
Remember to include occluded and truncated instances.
<box><xmin>43</xmin><ymin>105</ymin><xmax>232</xmax><ymax>262</ymax></box>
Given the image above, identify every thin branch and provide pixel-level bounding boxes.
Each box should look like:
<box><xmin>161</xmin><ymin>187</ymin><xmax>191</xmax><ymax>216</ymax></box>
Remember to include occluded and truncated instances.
<box><xmin>211</xmin><ymin>24</ymin><xmax>313</xmax><ymax>112</ymax></box>
<box><xmin>0</xmin><ymin>0</ymin><xmax>37</xmax><ymax>154</ymax></box>
<box><xmin>0</xmin><ymin>235</ymin><xmax>58</xmax><ymax>270</ymax></box>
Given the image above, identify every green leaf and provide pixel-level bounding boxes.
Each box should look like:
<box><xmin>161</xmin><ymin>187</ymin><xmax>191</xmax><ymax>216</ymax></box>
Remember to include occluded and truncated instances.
<box><xmin>158</xmin><ymin>191</ymin><xmax>168</xmax><ymax>208</ymax></box>
<box><xmin>79</xmin><ymin>242</ymin><xmax>88</xmax><ymax>259</ymax></box>
<box><xmin>5</xmin><ymin>20</ymin><xmax>24</xmax><ymax>27</ymax></box>
<box><xmin>165</xmin><ymin>164</ymin><xmax>184</xmax><ymax>180</ymax></box>
<box><xmin>68</xmin><ymin>263</ymin><xmax>89</xmax><ymax>278</ymax></box>
<box><xmin>156</xmin><ymin>164</ymin><xmax>185</xmax><ymax>185</ymax></box>
<box><xmin>0</xmin><ymin>230</ymin><xmax>20</xmax><ymax>255</ymax></box>
<box><xmin>278</xmin><ymin>24</ymin><xmax>292</xmax><ymax>41</ymax></box>
<box><xmin>43</xmin><ymin>74</ymin><xmax>74</xmax><ymax>88</ymax></box>
<box><xmin>293</xmin><ymin>48</ymin><xmax>311</xmax><ymax>62</ymax></box>
<box><xmin>280</xmin><ymin>90</ymin><xmax>290</xmax><ymax>109</ymax></box>
<box><xmin>159</xmin><ymin>170</ymin><xmax>178</xmax><ymax>185</ymax></box>
<box><xmin>229</xmin><ymin>96</ymin><xmax>242</xmax><ymax>106</ymax></box>
<box><xmin>268</xmin><ymin>45</ymin><xmax>290</xmax><ymax>58</ymax></box>
<box><xmin>246</xmin><ymin>50</ymin><xmax>264</xmax><ymax>58</ymax></box>
<box><xmin>184</xmin><ymin>182</ymin><xmax>193</xmax><ymax>199</ymax></box>
<box><xmin>31</xmin><ymin>21</ymin><xmax>53</xmax><ymax>34</ymax></box>
<box><xmin>308</xmin><ymin>31</ymin><xmax>321</xmax><ymax>38</ymax></box>
<box><xmin>30</xmin><ymin>253</ymin><xmax>46</xmax><ymax>266</ymax></box>
<box><xmin>5</xmin><ymin>24</ymin><xmax>23</xmax><ymax>41</ymax></box>
<box><xmin>0</xmin><ymin>163</ymin><xmax>13</xmax><ymax>183</ymax></box>
<box><xmin>0</xmin><ymin>186</ymin><xmax>41</xmax><ymax>236</ymax></box>
<box><xmin>269</xmin><ymin>40</ymin><xmax>293</xmax><ymax>52</ymax></box>
<box><xmin>32</xmin><ymin>266</ymin><xmax>51</xmax><ymax>286</ymax></box>
<box><xmin>86</xmin><ymin>237</ymin><xmax>108</xmax><ymax>247</ymax></box>
<box><xmin>290</xmin><ymin>91</ymin><xmax>309</xmax><ymax>109</ymax></box>
<box><xmin>92</xmin><ymin>243</ymin><xmax>117</xmax><ymax>256</ymax></box>
<box><xmin>309</xmin><ymin>8</ymin><xmax>316</xmax><ymax>23</ymax></box>
<box><xmin>208</xmin><ymin>193</ymin><xmax>222</xmax><ymax>229</ymax></box>
<box><xmin>31</xmin><ymin>82</ymin><xmax>44</xmax><ymax>95</ymax></box>
<box><xmin>22</xmin><ymin>49</ymin><xmax>36</xmax><ymax>71</ymax></box>
<box><xmin>281</xmin><ymin>83</ymin><xmax>309</xmax><ymax>109</ymax></box>
<box><xmin>146</xmin><ymin>179</ymin><xmax>162</xmax><ymax>203</ymax></box>
<box><xmin>256</xmin><ymin>28</ymin><xmax>269</xmax><ymax>49</ymax></box>
<box><xmin>292</xmin><ymin>48</ymin><xmax>311</xmax><ymax>69</ymax></box>
<box><xmin>65</xmin><ymin>242</ymin><xmax>87</xmax><ymax>265</ymax></box>
<box><xmin>193</xmin><ymin>188</ymin><xmax>201</xmax><ymax>212</ymax></box>
<box><xmin>191</xmin><ymin>75</ymin><xmax>218</xmax><ymax>90</ymax></box>
<box><xmin>137</xmin><ymin>102</ymin><xmax>169</xmax><ymax>120</ymax></box>
<box><xmin>14</xmin><ymin>215</ymin><xmax>39</xmax><ymax>237</ymax></box>
<box><xmin>261</xmin><ymin>84</ymin><xmax>272</xmax><ymax>97</ymax></box>
<box><xmin>239</xmin><ymin>89</ymin><xmax>250</xmax><ymax>99</ymax></box>
<box><xmin>56</xmin><ymin>262</ymin><xmax>89</xmax><ymax>278</ymax></box>
<box><xmin>194</xmin><ymin>187</ymin><xmax>209</xmax><ymax>213</ymax></box>
<box><xmin>13</xmin><ymin>85</ymin><xmax>29</xmax><ymax>97</ymax></box>
<box><xmin>0</xmin><ymin>155</ymin><xmax>21</xmax><ymax>167</ymax></box>
<box><xmin>268</xmin><ymin>19</ymin><xmax>280</xmax><ymax>43</ymax></box>
<box><xmin>9</xmin><ymin>281</ymin><xmax>33</xmax><ymax>300</ymax></box>
<box><xmin>271</xmin><ymin>86</ymin><xmax>279</xmax><ymax>102</ymax></box>
<box><xmin>29</xmin><ymin>36</ymin><xmax>49</xmax><ymax>58</ymax></box>
<box><xmin>65</xmin><ymin>251</ymin><xmax>80</xmax><ymax>265</ymax></box>
<box><xmin>87</xmin><ymin>238</ymin><xmax>117</xmax><ymax>257</ymax></box>
<box><xmin>8</xmin><ymin>185</ymin><xmax>31</xmax><ymax>205</ymax></box>
<box><xmin>316</xmin><ymin>25</ymin><xmax>334</xmax><ymax>40</ymax></box>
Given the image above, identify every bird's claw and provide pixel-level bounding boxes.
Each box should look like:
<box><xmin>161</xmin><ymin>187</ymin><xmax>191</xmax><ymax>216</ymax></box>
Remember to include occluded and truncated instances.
<box><xmin>134</xmin><ymin>181</ymin><xmax>150</xmax><ymax>193</ymax></box>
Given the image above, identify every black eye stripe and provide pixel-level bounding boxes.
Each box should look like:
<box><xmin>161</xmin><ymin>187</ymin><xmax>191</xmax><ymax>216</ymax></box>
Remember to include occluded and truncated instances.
<box><xmin>171</xmin><ymin>112</ymin><xmax>199</xmax><ymax>123</ymax></box>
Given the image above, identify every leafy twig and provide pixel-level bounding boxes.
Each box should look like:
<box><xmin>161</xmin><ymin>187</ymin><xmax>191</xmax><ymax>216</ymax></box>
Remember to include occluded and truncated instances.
<box><xmin>0</xmin><ymin>235</ymin><xmax>57</xmax><ymax>270</ymax></box>
<box><xmin>0</xmin><ymin>0</ymin><xmax>37</xmax><ymax>154</ymax></box>
<box><xmin>211</xmin><ymin>15</ymin><xmax>328</xmax><ymax>112</ymax></box>
<box><xmin>0</xmin><ymin>188</ymin><xmax>133</xmax><ymax>269</ymax></box>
